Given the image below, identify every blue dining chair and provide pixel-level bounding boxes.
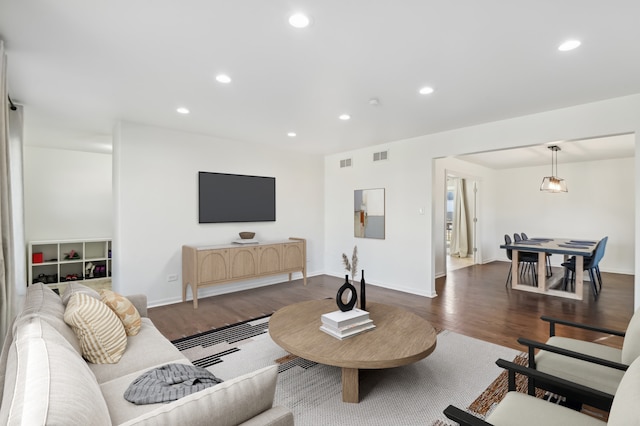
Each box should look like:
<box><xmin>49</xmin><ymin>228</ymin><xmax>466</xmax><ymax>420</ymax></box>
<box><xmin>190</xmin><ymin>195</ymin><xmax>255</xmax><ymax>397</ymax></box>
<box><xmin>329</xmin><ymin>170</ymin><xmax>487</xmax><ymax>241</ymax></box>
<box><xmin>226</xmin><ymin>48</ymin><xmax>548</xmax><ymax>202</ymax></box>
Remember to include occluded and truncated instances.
<box><xmin>512</xmin><ymin>233</ymin><xmax>538</xmax><ymax>286</ymax></box>
<box><xmin>521</xmin><ymin>232</ymin><xmax>552</xmax><ymax>278</ymax></box>
<box><xmin>562</xmin><ymin>236</ymin><xmax>608</xmax><ymax>298</ymax></box>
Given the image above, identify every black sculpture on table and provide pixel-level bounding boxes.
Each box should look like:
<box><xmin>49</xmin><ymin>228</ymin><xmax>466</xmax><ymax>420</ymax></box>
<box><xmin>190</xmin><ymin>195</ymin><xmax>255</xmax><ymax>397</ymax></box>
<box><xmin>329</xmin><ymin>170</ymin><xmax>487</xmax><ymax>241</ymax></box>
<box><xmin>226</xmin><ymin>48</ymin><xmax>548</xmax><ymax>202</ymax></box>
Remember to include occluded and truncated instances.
<box><xmin>336</xmin><ymin>275</ymin><xmax>357</xmax><ymax>312</ymax></box>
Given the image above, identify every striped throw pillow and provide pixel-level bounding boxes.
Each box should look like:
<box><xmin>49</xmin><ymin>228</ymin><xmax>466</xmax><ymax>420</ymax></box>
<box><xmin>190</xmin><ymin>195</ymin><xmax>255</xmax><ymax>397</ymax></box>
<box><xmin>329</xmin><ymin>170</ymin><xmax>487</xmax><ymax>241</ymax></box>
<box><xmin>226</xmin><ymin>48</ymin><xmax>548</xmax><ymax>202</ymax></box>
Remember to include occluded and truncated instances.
<box><xmin>63</xmin><ymin>293</ymin><xmax>127</xmax><ymax>364</ymax></box>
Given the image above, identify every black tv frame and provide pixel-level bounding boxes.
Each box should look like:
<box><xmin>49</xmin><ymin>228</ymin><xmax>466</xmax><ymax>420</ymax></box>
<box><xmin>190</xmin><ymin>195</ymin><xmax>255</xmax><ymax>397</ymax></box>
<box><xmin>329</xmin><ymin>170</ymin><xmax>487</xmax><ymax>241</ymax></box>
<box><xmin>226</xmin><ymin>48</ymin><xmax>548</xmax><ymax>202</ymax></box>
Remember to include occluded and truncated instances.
<box><xmin>198</xmin><ymin>172</ymin><xmax>276</xmax><ymax>223</ymax></box>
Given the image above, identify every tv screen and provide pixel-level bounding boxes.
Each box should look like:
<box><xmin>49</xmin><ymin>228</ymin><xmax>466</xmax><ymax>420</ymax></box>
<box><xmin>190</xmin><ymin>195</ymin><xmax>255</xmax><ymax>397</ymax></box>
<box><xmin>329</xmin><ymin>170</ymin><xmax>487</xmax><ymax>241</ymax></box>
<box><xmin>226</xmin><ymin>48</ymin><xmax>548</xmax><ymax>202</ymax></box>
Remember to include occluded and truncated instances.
<box><xmin>198</xmin><ymin>172</ymin><xmax>276</xmax><ymax>223</ymax></box>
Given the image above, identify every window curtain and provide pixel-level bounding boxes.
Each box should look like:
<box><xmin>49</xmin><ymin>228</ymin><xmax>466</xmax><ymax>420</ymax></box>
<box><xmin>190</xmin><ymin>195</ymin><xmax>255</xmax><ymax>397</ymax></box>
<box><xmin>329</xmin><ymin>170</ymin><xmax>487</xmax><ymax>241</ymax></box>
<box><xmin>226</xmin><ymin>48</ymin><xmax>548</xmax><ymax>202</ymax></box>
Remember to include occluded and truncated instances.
<box><xmin>449</xmin><ymin>177</ymin><xmax>469</xmax><ymax>258</ymax></box>
<box><xmin>1</xmin><ymin>40</ymin><xmax>25</xmax><ymax>347</ymax></box>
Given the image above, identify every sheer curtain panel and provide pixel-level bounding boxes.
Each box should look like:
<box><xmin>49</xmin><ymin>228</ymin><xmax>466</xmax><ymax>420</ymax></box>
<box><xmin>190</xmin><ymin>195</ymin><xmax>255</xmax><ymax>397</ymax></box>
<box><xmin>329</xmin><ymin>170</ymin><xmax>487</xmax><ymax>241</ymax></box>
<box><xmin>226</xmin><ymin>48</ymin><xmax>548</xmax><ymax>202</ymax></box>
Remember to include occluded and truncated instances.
<box><xmin>0</xmin><ymin>40</ymin><xmax>25</xmax><ymax>347</ymax></box>
<box><xmin>449</xmin><ymin>177</ymin><xmax>469</xmax><ymax>258</ymax></box>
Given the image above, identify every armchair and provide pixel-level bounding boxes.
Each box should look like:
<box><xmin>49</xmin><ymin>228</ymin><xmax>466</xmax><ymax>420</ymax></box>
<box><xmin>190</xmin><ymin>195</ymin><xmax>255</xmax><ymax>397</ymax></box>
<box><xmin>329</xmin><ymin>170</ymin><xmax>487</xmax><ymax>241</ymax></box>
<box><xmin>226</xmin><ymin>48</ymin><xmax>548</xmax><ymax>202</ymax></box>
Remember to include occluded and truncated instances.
<box><xmin>516</xmin><ymin>310</ymin><xmax>640</xmax><ymax>411</ymax></box>
<box><xmin>443</xmin><ymin>355</ymin><xmax>640</xmax><ymax>425</ymax></box>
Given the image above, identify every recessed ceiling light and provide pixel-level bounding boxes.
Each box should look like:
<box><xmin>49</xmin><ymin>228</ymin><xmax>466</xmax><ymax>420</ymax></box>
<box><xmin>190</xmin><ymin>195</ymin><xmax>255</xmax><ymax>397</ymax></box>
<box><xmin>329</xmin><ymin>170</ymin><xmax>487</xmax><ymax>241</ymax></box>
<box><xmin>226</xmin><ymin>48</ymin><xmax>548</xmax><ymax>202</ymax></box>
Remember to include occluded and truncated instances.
<box><xmin>339</xmin><ymin>114</ymin><xmax>351</xmax><ymax>121</ymax></box>
<box><xmin>287</xmin><ymin>132</ymin><xmax>297</xmax><ymax>137</ymax></box>
<box><xmin>176</xmin><ymin>107</ymin><xmax>190</xmax><ymax>114</ymax></box>
<box><xmin>289</xmin><ymin>13</ymin><xmax>310</xmax><ymax>28</ymax></box>
<box><xmin>558</xmin><ymin>40</ymin><xmax>581</xmax><ymax>51</ymax></box>
<box><xmin>215</xmin><ymin>74</ymin><xmax>232</xmax><ymax>84</ymax></box>
<box><xmin>419</xmin><ymin>86</ymin><xmax>434</xmax><ymax>95</ymax></box>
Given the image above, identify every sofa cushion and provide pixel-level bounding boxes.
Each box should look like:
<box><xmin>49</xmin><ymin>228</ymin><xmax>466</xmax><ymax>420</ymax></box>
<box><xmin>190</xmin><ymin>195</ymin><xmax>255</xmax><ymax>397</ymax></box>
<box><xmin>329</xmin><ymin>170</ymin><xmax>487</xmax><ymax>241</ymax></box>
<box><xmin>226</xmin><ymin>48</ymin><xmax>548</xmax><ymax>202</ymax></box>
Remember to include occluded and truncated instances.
<box><xmin>61</xmin><ymin>281</ymin><xmax>101</xmax><ymax>305</ymax></box>
<box><xmin>0</xmin><ymin>316</ymin><xmax>111</xmax><ymax>426</ymax></box>
<box><xmin>100</xmin><ymin>289</ymin><xmax>142</xmax><ymax>336</ymax></box>
<box><xmin>99</xmin><ymin>360</ymin><xmax>193</xmax><ymax>423</ymax></box>
<box><xmin>14</xmin><ymin>283</ymin><xmax>81</xmax><ymax>355</ymax></box>
<box><xmin>108</xmin><ymin>365</ymin><xmax>278</xmax><ymax>426</ymax></box>
<box><xmin>64</xmin><ymin>293</ymin><xmax>127</xmax><ymax>364</ymax></box>
<box><xmin>90</xmin><ymin>317</ymin><xmax>187</xmax><ymax>384</ymax></box>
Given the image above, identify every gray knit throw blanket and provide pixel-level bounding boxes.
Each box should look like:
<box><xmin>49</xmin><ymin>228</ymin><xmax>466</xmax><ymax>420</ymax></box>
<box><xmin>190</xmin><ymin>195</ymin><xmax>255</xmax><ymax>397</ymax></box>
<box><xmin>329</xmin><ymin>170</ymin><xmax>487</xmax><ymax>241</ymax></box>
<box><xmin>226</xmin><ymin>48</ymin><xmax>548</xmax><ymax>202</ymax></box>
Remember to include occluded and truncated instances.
<box><xmin>124</xmin><ymin>363</ymin><xmax>223</xmax><ymax>405</ymax></box>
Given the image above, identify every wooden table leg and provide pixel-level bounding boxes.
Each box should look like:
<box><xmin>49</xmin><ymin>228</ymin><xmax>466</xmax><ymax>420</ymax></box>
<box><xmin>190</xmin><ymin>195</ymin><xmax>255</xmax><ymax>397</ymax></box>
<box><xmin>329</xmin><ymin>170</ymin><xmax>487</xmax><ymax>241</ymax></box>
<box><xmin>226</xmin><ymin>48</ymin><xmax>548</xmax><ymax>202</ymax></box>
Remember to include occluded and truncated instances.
<box><xmin>575</xmin><ymin>255</ymin><xmax>584</xmax><ymax>300</ymax></box>
<box><xmin>342</xmin><ymin>367</ymin><xmax>359</xmax><ymax>403</ymax></box>
<box><xmin>511</xmin><ymin>251</ymin><xmax>520</xmax><ymax>286</ymax></box>
<box><xmin>538</xmin><ymin>251</ymin><xmax>547</xmax><ymax>291</ymax></box>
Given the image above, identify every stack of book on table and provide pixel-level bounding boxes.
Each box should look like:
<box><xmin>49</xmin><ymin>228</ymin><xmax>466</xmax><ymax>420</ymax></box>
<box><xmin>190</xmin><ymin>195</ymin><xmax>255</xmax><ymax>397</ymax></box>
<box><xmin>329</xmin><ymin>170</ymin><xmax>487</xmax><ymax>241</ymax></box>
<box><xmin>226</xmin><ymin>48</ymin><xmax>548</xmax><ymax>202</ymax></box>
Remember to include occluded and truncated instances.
<box><xmin>320</xmin><ymin>308</ymin><xmax>375</xmax><ymax>340</ymax></box>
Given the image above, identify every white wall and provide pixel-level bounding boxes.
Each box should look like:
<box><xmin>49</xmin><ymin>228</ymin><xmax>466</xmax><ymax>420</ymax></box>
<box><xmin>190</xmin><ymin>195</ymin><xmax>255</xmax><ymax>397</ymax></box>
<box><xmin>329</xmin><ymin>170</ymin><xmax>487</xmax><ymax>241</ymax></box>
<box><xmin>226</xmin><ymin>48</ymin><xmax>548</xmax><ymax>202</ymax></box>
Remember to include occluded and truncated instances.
<box><xmin>325</xmin><ymin>94</ymin><xmax>640</xmax><ymax>305</ymax></box>
<box><xmin>113</xmin><ymin>122</ymin><xmax>325</xmax><ymax>306</ymax></box>
<box><xmin>23</xmin><ymin>146</ymin><xmax>112</xmax><ymax>242</ymax></box>
<box><xmin>325</xmin><ymin>144</ymin><xmax>436</xmax><ymax>297</ymax></box>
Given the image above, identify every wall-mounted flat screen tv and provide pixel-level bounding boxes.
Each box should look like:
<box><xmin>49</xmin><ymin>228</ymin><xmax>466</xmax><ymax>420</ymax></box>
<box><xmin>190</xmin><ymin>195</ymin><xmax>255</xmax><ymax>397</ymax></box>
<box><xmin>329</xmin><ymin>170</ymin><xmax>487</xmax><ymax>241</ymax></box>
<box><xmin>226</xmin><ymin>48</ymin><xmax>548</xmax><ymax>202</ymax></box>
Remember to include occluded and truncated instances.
<box><xmin>199</xmin><ymin>172</ymin><xmax>276</xmax><ymax>223</ymax></box>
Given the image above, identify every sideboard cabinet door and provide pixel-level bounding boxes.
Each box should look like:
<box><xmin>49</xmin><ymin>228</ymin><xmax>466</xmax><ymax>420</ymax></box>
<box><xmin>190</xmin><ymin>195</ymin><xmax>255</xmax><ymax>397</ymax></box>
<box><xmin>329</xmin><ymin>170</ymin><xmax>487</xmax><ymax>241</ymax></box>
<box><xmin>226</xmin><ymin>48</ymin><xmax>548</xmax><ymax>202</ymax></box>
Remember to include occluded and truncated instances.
<box><xmin>282</xmin><ymin>242</ymin><xmax>304</xmax><ymax>272</ymax></box>
<box><xmin>229</xmin><ymin>247</ymin><xmax>258</xmax><ymax>279</ymax></box>
<box><xmin>198</xmin><ymin>249</ymin><xmax>229</xmax><ymax>284</ymax></box>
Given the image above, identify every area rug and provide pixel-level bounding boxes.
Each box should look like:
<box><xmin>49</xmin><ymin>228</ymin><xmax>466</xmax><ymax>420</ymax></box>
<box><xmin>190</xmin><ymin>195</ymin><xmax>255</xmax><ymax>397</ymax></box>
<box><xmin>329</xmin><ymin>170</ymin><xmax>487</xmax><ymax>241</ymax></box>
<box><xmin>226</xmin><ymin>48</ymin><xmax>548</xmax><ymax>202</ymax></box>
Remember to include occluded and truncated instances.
<box><xmin>172</xmin><ymin>316</ymin><xmax>520</xmax><ymax>425</ymax></box>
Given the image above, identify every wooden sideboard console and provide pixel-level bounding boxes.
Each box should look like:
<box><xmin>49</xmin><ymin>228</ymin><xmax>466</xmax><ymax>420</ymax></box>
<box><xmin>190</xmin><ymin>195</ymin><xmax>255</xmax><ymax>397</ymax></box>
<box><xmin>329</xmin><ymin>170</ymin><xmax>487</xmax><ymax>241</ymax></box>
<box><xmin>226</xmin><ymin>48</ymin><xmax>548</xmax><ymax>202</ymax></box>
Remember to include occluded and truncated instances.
<box><xmin>182</xmin><ymin>237</ymin><xmax>307</xmax><ymax>308</ymax></box>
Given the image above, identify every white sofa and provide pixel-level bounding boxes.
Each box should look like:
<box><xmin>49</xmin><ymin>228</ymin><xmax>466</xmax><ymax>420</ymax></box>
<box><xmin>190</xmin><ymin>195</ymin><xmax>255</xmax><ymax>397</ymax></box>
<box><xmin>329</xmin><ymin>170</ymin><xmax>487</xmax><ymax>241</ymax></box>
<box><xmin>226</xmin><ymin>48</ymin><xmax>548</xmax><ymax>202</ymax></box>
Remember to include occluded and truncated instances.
<box><xmin>0</xmin><ymin>283</ymin><xmax>294</xmax><ymax>425</ymax></box>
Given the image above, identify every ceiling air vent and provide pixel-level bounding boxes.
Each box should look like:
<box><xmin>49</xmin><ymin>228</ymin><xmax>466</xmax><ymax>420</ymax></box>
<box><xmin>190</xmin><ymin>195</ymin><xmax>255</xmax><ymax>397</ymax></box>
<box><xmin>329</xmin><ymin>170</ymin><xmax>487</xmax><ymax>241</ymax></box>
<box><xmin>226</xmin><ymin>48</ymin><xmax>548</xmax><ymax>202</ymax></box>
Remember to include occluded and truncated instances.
<box><xmin>340</xmin><ymin>158</ymin><xmax>352</xmax><ymax>168</ymax></box>
<box><xmin>373</xmin><ymin>150</ymin><xmax>388</xmax><ymax>162</ymax></box>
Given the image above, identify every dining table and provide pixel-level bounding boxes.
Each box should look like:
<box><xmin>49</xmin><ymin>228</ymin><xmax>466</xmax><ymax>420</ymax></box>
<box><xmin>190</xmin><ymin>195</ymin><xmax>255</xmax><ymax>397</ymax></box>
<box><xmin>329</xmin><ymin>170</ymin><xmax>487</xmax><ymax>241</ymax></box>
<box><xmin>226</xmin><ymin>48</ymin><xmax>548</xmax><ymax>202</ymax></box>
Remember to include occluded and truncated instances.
<box><xmin>500</xmin><ymin>237</ymin><xmax>598</xmax><ymax>300</ymax></box>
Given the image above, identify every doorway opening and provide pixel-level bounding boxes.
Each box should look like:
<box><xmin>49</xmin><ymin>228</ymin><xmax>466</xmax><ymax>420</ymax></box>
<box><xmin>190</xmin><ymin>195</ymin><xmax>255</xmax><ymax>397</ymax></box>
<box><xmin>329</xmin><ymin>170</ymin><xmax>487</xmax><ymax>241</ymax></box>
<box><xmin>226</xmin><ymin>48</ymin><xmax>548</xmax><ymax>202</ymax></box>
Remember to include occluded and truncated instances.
<box><xmin>445</xmin><ymin>173</ymin><xmax>478</xmax><ymax>272</ymax></box>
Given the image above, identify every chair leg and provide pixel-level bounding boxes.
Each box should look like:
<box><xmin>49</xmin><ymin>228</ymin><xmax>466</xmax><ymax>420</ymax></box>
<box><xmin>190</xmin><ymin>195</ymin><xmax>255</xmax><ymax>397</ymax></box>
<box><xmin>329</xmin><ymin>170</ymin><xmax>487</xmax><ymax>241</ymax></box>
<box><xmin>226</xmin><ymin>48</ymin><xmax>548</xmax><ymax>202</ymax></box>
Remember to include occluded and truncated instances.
<box><xmin>569</xmin><ymin>269</ymin><xmax>575</xmax><ymax>292</ymax></box>
<box><xmin>505</xmin><ymin>264</ymin><xmax>512</xmax><ymax>287</ymax></box>
<box><xmin>546</xmin><ymin>256</ymin><xmax>552</xmax><ymax>277</ymax></box>
<box><xmin>562</xmin><ymin>267</ymin><xmax>570</xmax><ymax>291</ymax></box>
<box><xmin>589</xmin><ymin>269</ymin><xmax>599</xmax><ymax>298</ymax></box>
<box><xmin>596</xmin><ymin>266</ymin><xmax>603</xmax><ymax>292</ymax></box>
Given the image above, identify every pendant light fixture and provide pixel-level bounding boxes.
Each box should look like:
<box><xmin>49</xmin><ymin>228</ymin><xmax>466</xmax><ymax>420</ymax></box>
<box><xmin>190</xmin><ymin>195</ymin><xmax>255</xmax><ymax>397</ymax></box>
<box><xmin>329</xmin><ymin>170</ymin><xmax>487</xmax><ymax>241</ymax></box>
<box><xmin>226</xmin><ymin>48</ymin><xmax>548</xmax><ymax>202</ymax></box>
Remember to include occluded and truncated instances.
<box><xmin>540</xmin><ymin>145</ymin><xmax>567</xmax><ymax>192</ymax></box>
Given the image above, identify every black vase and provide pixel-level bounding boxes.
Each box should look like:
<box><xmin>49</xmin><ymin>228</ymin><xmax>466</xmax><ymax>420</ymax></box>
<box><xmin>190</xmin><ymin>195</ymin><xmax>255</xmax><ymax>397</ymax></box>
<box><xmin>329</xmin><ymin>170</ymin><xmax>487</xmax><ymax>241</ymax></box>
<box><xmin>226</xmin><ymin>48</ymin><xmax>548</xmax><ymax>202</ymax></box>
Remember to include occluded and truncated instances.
<box><xmin>336</xmin><ymin>274</ymin><xmax>357</xmax><ymax>312</ymax></box>
<box><xmin>360</xmin><ymin>270</ymin><xmax>366</xmax><ymax>311</ymax></box>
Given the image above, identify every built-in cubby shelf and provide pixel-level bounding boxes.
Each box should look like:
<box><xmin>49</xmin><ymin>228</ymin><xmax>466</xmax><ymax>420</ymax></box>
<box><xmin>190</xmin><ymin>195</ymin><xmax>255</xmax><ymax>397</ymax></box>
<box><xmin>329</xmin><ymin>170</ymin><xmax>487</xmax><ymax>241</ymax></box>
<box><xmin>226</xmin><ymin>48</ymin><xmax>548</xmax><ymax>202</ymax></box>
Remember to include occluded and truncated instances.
<box><xmin>28</xmin><ymin>239</ymin><xmax>112</xmax><ymax>291</ymax></box>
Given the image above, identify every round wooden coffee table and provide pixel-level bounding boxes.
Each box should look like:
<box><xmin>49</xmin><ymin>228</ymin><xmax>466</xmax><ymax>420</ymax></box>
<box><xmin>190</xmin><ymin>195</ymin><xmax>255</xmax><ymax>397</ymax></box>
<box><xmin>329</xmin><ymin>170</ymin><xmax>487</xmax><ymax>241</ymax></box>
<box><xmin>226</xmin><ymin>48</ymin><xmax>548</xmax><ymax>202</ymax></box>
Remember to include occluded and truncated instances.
<box><xmin>269</xmin><ymin>299</ymin><xmax>437</xmax><ymax>403</ymax></box>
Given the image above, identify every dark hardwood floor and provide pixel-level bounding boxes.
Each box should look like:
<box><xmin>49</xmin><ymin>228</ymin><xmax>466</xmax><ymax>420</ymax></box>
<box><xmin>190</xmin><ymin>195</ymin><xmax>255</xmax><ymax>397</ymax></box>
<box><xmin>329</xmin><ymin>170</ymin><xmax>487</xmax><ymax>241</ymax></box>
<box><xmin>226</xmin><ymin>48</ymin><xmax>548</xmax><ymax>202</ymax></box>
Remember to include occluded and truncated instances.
<box><xmin>149</xmin><ymin>261</ymin><xmax>634</xmax><ymax>350</ymax></box>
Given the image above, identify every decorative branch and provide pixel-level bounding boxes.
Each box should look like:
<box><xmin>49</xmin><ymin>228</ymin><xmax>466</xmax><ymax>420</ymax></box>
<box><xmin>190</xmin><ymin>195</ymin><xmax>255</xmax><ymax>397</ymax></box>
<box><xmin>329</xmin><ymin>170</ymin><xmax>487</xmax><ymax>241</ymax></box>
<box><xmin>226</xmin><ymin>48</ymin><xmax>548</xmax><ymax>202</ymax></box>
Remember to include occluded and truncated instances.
<box><xmin>342</xmin><ymin>245</ymin><xmax>359</xmax><ymax>283</ymax></box>
<box><xmin>342</xmin><ymin>253</ymin><xmax>351</xmax><ymax>273</ymax></box>
<box><xmin>351</xmin><ymin>246</ymin><xmax>358</xmax><ymax>282</ymax></box>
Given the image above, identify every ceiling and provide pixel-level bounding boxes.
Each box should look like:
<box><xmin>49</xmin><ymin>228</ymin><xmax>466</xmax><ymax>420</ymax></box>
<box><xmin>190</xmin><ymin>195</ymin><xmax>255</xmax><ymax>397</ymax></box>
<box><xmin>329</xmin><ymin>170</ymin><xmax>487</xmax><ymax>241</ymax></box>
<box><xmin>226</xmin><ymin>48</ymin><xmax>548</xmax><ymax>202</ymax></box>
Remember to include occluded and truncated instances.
<box><xmin>457</xmin><ymin>133</ymin><xmax>635</xmax><ymax>170</ymax></box>
<box><xmin>1</xmin><ymin>1</ymin><xmax>640</xmax><ymax>156</ymax></box>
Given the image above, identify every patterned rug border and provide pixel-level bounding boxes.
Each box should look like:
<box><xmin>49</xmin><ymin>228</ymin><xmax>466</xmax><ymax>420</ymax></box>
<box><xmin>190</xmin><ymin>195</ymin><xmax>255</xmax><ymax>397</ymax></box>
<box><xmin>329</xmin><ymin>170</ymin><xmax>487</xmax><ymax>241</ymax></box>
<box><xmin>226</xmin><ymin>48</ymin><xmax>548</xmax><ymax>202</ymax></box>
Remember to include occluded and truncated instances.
<box><xmin>170</xmin><ymin>313</ymin><xmax>273</xmax><ymax>345</ymax></box>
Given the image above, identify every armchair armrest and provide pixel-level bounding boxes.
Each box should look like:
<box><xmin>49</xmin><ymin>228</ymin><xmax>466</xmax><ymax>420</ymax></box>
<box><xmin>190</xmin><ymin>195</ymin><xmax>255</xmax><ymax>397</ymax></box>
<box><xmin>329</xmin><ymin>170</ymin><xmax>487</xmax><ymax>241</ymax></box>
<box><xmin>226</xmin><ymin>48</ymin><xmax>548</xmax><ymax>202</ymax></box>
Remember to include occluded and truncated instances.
<box><xmin>518</xmin><ymin>337</ymin><xmax>628</xmax><ymax>371</ymax></box>
<box><xmin>495</xmin><ymin>359</ymin><xmax>615</xmax><ymax>411</ymax></box>
<box><xmin>540</xmin><ymin>315</ymin><xmax>625</xmax><ymax>338</ymax></box>
<box><xmin>443</xmin><ymin>405</ymin><xmax>492</xmax><ymax>426</ymax></box>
